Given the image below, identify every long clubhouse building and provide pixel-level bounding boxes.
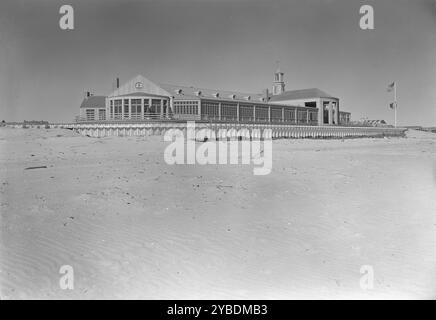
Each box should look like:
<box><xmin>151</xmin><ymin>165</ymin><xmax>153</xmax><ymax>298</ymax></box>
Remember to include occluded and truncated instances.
<box><xmin>79</xmin><ymin>70</ymin><xmax>351</xmax><ymax>126</ymax></box>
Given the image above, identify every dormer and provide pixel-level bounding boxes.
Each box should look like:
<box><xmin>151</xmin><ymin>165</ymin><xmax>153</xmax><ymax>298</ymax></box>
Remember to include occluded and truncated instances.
<box><xmin>245</xmin><ymin>96</ymin><xmax>251</xmax><ymax>101</ymax></box>
<box><xmin>229</xmin><ymin>94</ymin><xmax>236</xmax><ymax>99</ymax></box>
<box><xmin>213</xmin><ymin>92</ymin><xmax>220</xmax><ymax>98</ymax></box>
<box><xmin>195</xmin><ymin>91</ymin><xmax>202</xmax><ymax>97</ymax></box>
<box><xmin>175</xmin><ymin>89</ymin><xmax>183</xmax><ymax>95</ymax></box>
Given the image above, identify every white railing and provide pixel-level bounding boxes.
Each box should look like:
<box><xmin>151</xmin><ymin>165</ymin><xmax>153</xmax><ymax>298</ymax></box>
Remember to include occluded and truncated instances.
<box><xmin>54</xmin><ymin>121</ymin><xmax>407</xmax><ymax>139</ymax></box>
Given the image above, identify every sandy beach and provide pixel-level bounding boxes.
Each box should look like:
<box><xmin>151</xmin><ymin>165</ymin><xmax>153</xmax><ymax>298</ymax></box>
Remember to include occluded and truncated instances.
<box><xmin>1</xmin><ymin>127</ymin><xmax>436</xmax><ymax>299</ymax></box>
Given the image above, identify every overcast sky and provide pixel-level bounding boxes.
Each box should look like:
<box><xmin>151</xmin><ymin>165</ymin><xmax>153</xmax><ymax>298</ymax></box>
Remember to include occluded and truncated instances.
<box><xmin>1</xmin><ymin>0</ymin><xmax>435</xmax><ymax>125</ymax></box>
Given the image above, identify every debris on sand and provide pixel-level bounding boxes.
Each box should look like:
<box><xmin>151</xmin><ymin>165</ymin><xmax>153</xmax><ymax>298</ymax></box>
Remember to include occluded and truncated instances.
<box><xmin>24</xmin><ymin>166</ymin><xmax>47</xmax><ymax>170</ymax></box>
<box><xmin>216</xmin><ymin>185</ymin><xmax>233</xmax><ymax>190</ymax></box>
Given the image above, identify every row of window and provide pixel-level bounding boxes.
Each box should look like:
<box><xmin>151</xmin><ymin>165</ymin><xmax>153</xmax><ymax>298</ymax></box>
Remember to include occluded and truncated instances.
<box><xmin>108</xmin><ymin>98</ymin><xmax>168</xmax><ymax>119</ymax></box>
<box><xmin>86</xmin><ymin>99</ymin><xmax>318</xmax><ymax>123</ymax></box>
<box><xmin>221</xmin><ymin>103</ymin><xmax>238</xmax><ymax>120</ymax></box>
<box><xmin>201</xmin><ymin>101</ymin><xmax>220</xmax><ymax>118</ymax></box>
<box><xmin>174</xmin><ymin>101</ymin><xmax>199</xmax><ymax>115</ymax></box>
<box><xmin>85</xmin><ymin>109</ymin><xmax>106</xmax><ymax>121</ymax></box>
<box><xmin>340</xmin><ymin>114</ymin><xmax>351</xmax><ymax>123</ymax></box>
<box><xmin>199</xmin><ymin>101</ymin><xmax>317</xmax><ymax>123</ymax></box>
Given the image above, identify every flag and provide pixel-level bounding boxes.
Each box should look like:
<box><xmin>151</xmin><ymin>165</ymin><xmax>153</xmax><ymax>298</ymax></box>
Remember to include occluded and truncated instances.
<box><xmin>387</xmin><ymin>82</ymin><xmax>395</xmax><ymax>92</ymax></box>
<box><xmin>389</xmin><ymin>102</ymin><xmax>396</xmax><ymax>110</ymax></box>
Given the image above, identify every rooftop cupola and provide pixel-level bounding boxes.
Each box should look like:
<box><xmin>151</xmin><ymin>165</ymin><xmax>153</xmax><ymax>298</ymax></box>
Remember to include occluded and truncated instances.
<box><xmin>272</xmin><ymin>67</ymin><xmax>285</xmax><ymax>95</ymax></box>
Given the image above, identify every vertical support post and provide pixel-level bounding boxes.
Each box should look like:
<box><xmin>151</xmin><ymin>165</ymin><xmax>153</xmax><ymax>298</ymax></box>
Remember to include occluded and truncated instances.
<box><xmin>141</xmin><ymin>98</ymin><xmax>144</xmax><ymax>120</ymax></box>
<box><xmin>328</xmin><ymin>102</ymin><xmax>333</xmax><ymax>125</ymax></box>
<box><xmin>121</xmin><ymin>99</ymin><xmax>124</xmax><ymax>120</ymax></box>
<box><xmin>169</xmin><ymin>97</ymin><xmax>174</xmax><ymax>118</ymax></box>
<box><xmin>318</xmin><ymin>99</ymin><xmax>323</xmax><ymax>125</ymax></box>
<box><xmin>148</xmin><ymin>99</ymin><xmax>151</xmax><ymax>116</ymax></box>
<box><xmin>160</xmin><ymin>99</ymin><xmax>164</xmax><ymax>118</ymax></box>
<box><xmin>105</xmin><ymin>97</ymin><xmax>109</xmax><ymax>121</ymax></box>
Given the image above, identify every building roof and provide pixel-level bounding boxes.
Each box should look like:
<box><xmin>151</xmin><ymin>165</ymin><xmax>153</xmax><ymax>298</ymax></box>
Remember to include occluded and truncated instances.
<box><xmin>80</xmin><ymin>95</ymin><xmax>106</xmax><ymax>109</ymax></box>
<box><xmin>269</xmin><ymin>88</ymin><xmax>337</xmax><ymax>102</ymax></box>
<box><xmin>159</xmin><ymin>83</ymin><xmax>266</xmax><ymax>103</ymax></box>
<box><xmin>108</xmin><ymin>75</ymin><xmax>172</xmax><ymax>98</ymax></box>
<box><xmin>86</xmin><ymin>75</ymin><xmax>339</xmax><ymax>108</ymax></box>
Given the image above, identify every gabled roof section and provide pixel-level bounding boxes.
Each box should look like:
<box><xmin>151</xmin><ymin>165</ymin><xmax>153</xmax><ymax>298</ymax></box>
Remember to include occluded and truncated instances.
<box><xmin>159</xmin><ymin>83</ymin><xmax>264</xmax><ymax>102</ymax></box>
<box><xmin>80</xmin><ymin>95</ymin><xmax>106</xmax><ymax>109</ymax></box>
<box><xmin>270</xmin><ymin>88</ymin><xmax>337</xmax><ymax>101</ymax></box>
<box><xmin>108</xmin><ymin>75</ymin><xmax>171</xmax><ymax>98</ymax></box>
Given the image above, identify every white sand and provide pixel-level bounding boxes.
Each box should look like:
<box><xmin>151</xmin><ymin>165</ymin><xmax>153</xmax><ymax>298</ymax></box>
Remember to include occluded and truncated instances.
<box><xmin>1</xmin><ymin>127</ymin><xmax>436</xmax><ymax>299</ymax></box>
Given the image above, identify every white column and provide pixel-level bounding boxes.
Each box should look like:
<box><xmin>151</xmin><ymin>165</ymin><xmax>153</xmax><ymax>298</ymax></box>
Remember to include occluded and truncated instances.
<box><xmin>121</xmin><ymin>99</ymin><xmax>124</xmax><ymax>119</ymax></box>
<box><xmin>128</xmin><ymin>99</ymin><xmax>131</xmax><ymax>120</ymax></box>
<box><xmin>160</xmin><ymin>99</ymin><xmax>164</xmax><ymax>118</ymax></box>
<box><xmin>328</xmin><ymin>102</ymin><xmax>333</xmax><ymax>125</ymax></box>
<box><xmin>105</xmin><ymin>98</ymin><xmax>109</xmax><ymax>121</ymax></box>
<box><xmin>170</xmin><ymin>97</ymin><xmax>174</xmax><ymax>118</ymax></box>
<box><xmin>318</xmin><ymin>99</ymin><xmax>323</xmax><ymax>125</ymax></box>
<box><xmin>141</xmin><ymin>99</ymin><xmax>144</xmax><ymax>120</ymax></box>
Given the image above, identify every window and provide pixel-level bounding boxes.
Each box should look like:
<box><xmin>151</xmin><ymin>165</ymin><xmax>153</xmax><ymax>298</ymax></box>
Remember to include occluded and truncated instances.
<box><xmin>305</xmin><ymin>101</ymin><xmax>317</xmax><ymax>108</ymax></box>
<box><xmin>174</xmin><ymin>101</ymin><xmax>199</xmax><ymax>115</ymax></box>
<box><xmin>239</xmin><ymin>105</ymin><xmax>253</xmax><ymax>121</ymax></box>
<box><xmin>114</xmin><ymin>99</ymin><xmax>122</xmax><ymax>119</ymax></box>
<box><xmin>271</xmin><ymin>108</ymin><xmax>282</xmax><ymax>121</ymax></box>
<box><xmin>98</xmin><ymin>109</ymin><xmax>106</xmax><ymax>120</ymax></box>
<box><xmin>131</xmin><ymin>99</ymin><xmax>142</xmax><ymax>119</ymax></box>
<box><xmin>163</xmin><ymin>100</ymin><xmax>168</xmax><ymax>115</ymax></box>
<box><xmin>201</xmin><ymin>101</ymin><xmax>219</xmax><ymax>119</ymax></box>
<box><xmin>298</xmin><ymin>110</ymin><xmax>308</xmax><ymax>123</ymax></box>
<box><xmin>151</xmin><ymin>99</ymin><xmax>161</xmax><ymax>114</ymax></box>
<box><xmin>221</xmin><ymin>103</ymin><xmax>237</xmax><ymax>120</ymax></box>
<box><xmin>284</xmin><ymin>109</ymin><xmax>296</xmax><ymax>122</ymax></box>
<box><xmin>309</xmin><ymin>112</ymin><xmax>317</xmax><ymax>122</ymax></box>
<box><xmin>144</xmin><ymin>99</ymin><xmax>150</xmax><ymax>114</ymax></box>
<box><xmin>86</xmin><ymin>109</ymin><xmax>95</xmax><ymax>121</ymax></box>
<box><xmin>123</xmin><ymin>99</ymin><xmax>129</xmax><ymax>119</ymax></box>
<box><xmin>255</xmin><ymin>106</ymin><xmax>268</xmax><ymax>121</ymax></box>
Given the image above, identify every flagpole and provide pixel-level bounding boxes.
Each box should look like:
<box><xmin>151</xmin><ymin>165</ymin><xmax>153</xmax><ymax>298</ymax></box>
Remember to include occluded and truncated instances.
<box><xmin>394</xmin><ymin>82</ymin><xmax>397</xmax><ymax>128</ymax></box>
